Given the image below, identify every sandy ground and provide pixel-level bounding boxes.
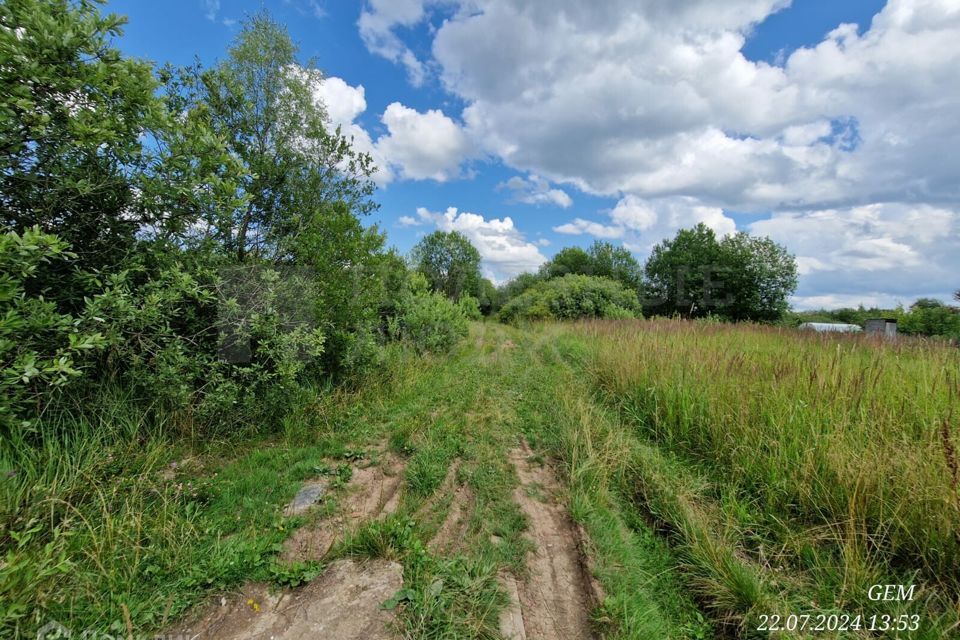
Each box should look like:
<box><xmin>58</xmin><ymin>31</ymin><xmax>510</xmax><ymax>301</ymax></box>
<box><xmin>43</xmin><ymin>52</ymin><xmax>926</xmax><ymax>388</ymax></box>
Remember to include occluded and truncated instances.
<box><xmin>501</xmin><ymin>439</ymin><xmax>601</xmax><ymax>640</ymax></box>
<box><xmin>169</xmin><ymin>559</ymin><xmax>402</xmax><ymax>640</ymax></box>
<box><xmin>171</xmin><ymin>438</ymin><xmax>603</xmax><ymax>639</ymax></box>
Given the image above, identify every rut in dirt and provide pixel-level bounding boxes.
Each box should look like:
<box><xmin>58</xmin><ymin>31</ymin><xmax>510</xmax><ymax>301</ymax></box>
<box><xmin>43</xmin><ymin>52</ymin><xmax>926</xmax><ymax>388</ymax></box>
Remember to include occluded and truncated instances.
<box><xmin>170</xmin><ymin>446</ymin><xmax>407</xmax><ymax>640</ymax></box>
<box><xmin>280</xmin><ymin>450</ymin><xmax>405</xmax><ymax>563</ymax></box>
<box><xmin>500</xmin><ymin>438</ymin><xmax>602</xmax><ymax>640</ymax></box>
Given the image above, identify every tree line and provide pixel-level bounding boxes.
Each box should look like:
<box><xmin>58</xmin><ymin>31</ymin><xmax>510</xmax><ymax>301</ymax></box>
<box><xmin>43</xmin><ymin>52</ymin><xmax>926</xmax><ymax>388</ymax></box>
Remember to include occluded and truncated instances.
<box><xmin>411</xmin><ymin>224</ymin><xmax>800</xmax><ymax>324</ymax></box>
<box><xmin>417</xmin><ymin>223</ymin><xmax>959</xmax><ymax>340</ymax></box>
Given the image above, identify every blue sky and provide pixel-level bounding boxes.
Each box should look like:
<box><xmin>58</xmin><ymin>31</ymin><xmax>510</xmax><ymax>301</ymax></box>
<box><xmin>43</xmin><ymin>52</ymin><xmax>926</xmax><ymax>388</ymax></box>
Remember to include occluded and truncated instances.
<box><xmin>106</xmin><ymin>0</ymin><xmax>958</xmax><ymax>309</ymax></box>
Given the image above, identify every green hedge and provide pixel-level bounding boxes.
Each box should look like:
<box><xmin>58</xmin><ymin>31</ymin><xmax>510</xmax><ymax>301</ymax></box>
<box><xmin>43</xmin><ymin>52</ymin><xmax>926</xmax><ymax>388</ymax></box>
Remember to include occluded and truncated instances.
<box><xmin>498</xmin><ymin>274</ymin><xmax>641</xmax><ymax>324</ymax></box>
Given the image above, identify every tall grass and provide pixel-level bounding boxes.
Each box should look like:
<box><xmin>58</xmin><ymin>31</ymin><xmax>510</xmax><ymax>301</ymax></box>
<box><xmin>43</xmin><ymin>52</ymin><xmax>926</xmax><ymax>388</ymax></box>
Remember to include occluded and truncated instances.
<box><xmin>572</xmin><ymin>318</ymin><xmax>960</xmax><ymax>627</ymax></box>
<box><xmin>0</xmin><ymin>347</ymin><xmax>414</xmax><ymax>637</ymax></box>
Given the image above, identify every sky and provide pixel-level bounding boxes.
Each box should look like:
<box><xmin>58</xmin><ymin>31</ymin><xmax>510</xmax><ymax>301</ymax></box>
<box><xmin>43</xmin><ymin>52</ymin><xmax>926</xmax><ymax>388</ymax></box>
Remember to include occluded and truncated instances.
<box><xmin>106</xmin><ymin>0</ymin><xmax>959</xmax><ymax>310</ymax></box>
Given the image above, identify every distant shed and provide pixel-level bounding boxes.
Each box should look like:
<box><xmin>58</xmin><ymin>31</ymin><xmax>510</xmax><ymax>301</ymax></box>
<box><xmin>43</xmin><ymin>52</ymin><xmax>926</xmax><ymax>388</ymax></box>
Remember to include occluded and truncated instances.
<box><xmin>865</xmin><ymin>318</ymin><xmax>897</xmax><ymax>338</ymax></box>
<box><xmin>798</xmin><ymin>322</ymin><xmax>863</xmax><ymax>333</ymax></box>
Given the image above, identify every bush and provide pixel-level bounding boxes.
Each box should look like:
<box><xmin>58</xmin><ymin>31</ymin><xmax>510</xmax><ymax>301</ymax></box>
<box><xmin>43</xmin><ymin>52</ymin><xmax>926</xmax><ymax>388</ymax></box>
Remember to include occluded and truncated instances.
<box><xmin>390</xmin><ymin>275</ymin><xmax>468</xmax><ymax>354</ymax></box>
<box><xmin>0</xmin><ymin>228</ymin><xmax>105</xmax><ymax>433</ymax></box>
<box><xmin>82</xmin><ymin>253</ymin><xmax>325</xmax><ymax>431</ymax></box>
<box><xmin>457</xmin><ymin>295</ymin><xmax>482</xmax><ymax>320</ymax></box>
<box><xmin>498</xmin><ymin>274</ymin><xmax>641</xmax><ymax>324</ymax></box>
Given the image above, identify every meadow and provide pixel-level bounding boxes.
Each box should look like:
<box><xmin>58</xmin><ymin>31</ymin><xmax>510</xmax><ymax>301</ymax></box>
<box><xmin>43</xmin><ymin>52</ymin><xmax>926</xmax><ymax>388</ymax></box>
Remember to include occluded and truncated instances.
<box><xmin>542</xmin><ymin>319</ymin><xmax>960</xmax><ymax>637</ymax></box>
<box><xmin>4</xmin><ymin>319</ymin><xmax>958</xmax><ymax>638</ymax></box>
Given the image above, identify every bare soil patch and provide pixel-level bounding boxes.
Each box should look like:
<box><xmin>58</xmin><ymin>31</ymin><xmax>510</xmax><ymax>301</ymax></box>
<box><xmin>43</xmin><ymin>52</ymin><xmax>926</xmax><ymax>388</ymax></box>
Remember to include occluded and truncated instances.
<box><xmin>427</xmin><ymin>469</ymin><xmax>474</xmax><ymax>554</ymax></box>
<box><xmin>281</xmin><ymin>450</ymin><xmax>405</xmax><ymax>564</ymax></box>
<box><xmin>170</xmin><ymin>559</ymin><xmax>402</xmax><ymax>640</ymax></box>
<box><xmin>502</xmin><ymin>439</ymin><xmax>600</xmax><ymax>640</ymax></box>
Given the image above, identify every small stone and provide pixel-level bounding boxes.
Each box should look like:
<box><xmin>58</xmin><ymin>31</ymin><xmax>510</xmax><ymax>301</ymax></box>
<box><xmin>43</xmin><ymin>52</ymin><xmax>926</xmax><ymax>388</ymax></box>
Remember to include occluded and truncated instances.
<box><xmin>284</xmin><ymin>480</ymin><xmax>328</xmax><ymax>516</ymax></box>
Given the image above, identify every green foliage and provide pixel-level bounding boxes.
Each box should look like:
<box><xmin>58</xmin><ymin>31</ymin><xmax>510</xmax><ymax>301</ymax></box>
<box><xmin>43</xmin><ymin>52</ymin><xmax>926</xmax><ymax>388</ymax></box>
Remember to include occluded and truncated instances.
<box><xmin>289</xmin><ymin>201</ymin><xmax>386</xmax><ymax>376</ymax></box>
<box><xmin>0</xmin><ymin>228</ymin><xmax>105</xmax><ymax>433</ymax></box>
<box><xmin>390</xmin><ymin>274</ymin><xmax>469</xmax><ymax>354</ymax></box>
<box><xmin>0</xmin><ymin>0</ymin><xmax>240</xmax><ymax>288</ymax></box>
<box><xmin>540</xmin><ymin>246</ymin><xmax>593</xmax><ymax>279</ymax></box>
<box><xmin>539</xmin><ymin>241</ymin><xmax>643</xmax><ymax>294</ymax></box>
<box><xmin>476</xmin><ymin>278</ymin><xmax>497</xmax><ymax>316</ymax></box>
<box><xmin>177</xmin><ymin>11</ymin><xmax>377</xmax><ymax>263</ymax></box>
<box><xmin>587</xmin><ymin>240</ymin><xmax>644</xmax><ymax>293</ymax></box>
<box><xmin>411</xmin><ymin>231</ymin><xmax>482</xmax><ymax>301</ymax></box>
<box><xmin>714</xmin><ymin>232</ymin><xmax>798</xmax><ymax>322</ymax></box>
<box><xmin>498</xmin><ymin>274</ymin><xmax>640</xmax><ymax>324</ymax></box>
<box><xmin>82</xmin><ymin>254</ymin><xmax>325</xmax><ymax>430</ymax></box>
<box><xmin>644</xmin><ymin>223</ymin><xmax>797</xmax><ymax>321</ymax></box>
<box><xmin>457</xmin><ymin>295</ymin><xmax>482</xmax><ymax>320</ymax></box>
<box><xmin>495</xmin><ymin>272</ymin><xmax>541</xmax><ymax>311</ymax></box>
<box><xmin>900</xmin><ymin>299</ymin><xmax>960</xmax><ymax>338</ymax></box>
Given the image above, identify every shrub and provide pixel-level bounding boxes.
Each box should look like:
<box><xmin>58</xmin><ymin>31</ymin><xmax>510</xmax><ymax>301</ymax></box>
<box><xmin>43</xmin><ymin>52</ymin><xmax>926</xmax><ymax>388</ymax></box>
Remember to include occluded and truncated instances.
<box><xmin>457</xmin><ymin>295</ymin><xmax>482</xmax><ymax>320</ymax></box>
<box><xmin>0</xmin><ymin>228</ymin><xmax>105</xmax><ymax>433</ymax></box>
<box><xmin>391</xmin><ymin>275</ymin><xmax>468</xmax><ymax>354</ymax></box>
<box><xmin>498</xmin><ymin>274</ymin><xmax>641</xmax><ymax>324</ymax></box>
<box><xmin>83</xmin><ymin>254</ymin><xmax>325</xmax><ymax>431</ymax></box>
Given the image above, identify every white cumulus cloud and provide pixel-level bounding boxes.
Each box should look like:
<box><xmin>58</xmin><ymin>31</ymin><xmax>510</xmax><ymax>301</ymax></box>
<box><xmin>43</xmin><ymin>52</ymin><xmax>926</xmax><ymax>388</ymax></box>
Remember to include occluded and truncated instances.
<box><xmin>312</xmin><ymin>76</ymin><xmax>472</xmax><ymax>185</ymax></box>
<box><xmin>554</xmin><ymin>196</ymin><xmax>736</xmax><ymax>258</ymax></box>
<box><xmin>357</xmin><ymin>0</ymin><xmax>431</xmax><ymax>86</ymax></box>
<box><xmin>377</xmin><ymin>103</ymin><xmax>474</xmax><ymax>182</ymax></box>
<box><xmin>354</xmin><ymin>0</ymin><xmax>960</xmax><ymax>304</ymax></box>
<box><xmin>750</xmin><ymin>203</ymin><xmax>959</xmax><ymax>305</ymax></box>
<box><xmin>412</xmin><ymin>206</ymin><xmax>547</xmax><ymax>281</ymax></box>
<box><xmin>498</xmin><ymin>174</ymin><xmax>573</xmax><ymax>208</ymax></box>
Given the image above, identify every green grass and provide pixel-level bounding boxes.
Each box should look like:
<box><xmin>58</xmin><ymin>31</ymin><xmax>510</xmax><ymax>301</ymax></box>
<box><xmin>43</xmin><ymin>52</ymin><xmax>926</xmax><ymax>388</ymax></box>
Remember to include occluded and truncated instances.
<box><xmin>0</xmin><ymin>352</ymin><xmax>408</xmax><ymax>637</ymax></box>
<box><xmin>545</xmin><ymin>318</ymin><xmax>960</xmax><ymax>637</ymax></box>
<box><xmin>9</xmin><ymin>318</ymin><xmax>954</xmax><ymax>638</ymax></box>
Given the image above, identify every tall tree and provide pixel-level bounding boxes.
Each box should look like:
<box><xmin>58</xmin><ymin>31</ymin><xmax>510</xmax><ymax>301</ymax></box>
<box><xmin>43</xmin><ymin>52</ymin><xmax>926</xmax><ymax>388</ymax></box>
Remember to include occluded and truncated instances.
<box><xmin>716</xmin><ymin>232</ymin><xmax>798</xmax><ymax>322</ymax></box>
<box><xmin>411</xmin><ymin>230</ymin><xmax>482</xmax><ymax>301</ymax></box>
<box><xmin>181</xmin><ymin>11</ymin><xmax>377</xmax><ymax>262</ymax></box>
<box><xmin>643</xmin><ymin>223</ymin><xmax>724</xmax><ymax>317</ymax></box>
<box><xmin>587</xmin><ymin>241</ymin><xmax>643</xmax><ymax>293</ymax></box>
<box><xmin>643</xmin><ymin>223</ymin><xmax>797</xmax><ymax>321</ymax></box>
<box><xmin>0</xmin><ymin>0</ymin><xmax>237</xmax><ymax>286</ymax></box>
<box><xmin>540</xmin><ymin>246</ymin><xmax>593</xmax><ymax>279</ymax></box>
<box><xmin>538</xmin><ymin>242</ymin><xmax>643</xmax><ymax>294</ymax></box>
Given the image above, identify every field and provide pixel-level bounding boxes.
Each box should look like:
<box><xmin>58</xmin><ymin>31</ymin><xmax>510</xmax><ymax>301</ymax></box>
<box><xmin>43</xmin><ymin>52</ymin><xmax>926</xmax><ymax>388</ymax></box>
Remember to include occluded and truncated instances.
<box><xmin>2</xmin><ymin>320</ymin><xmax>959</xmax><ymax>638</ymax></box>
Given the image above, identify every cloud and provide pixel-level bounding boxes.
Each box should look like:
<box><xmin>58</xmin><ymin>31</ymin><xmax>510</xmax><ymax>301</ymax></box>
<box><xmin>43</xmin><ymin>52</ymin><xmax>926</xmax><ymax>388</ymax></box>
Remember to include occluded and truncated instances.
<box><xmin>312</xmin><ymin>77</ymin><xmax>472</xmax><ymax>185</ymax></box>
<box><xmin>356</xmin><ymin>0</ymin><xmax>960</xmax><ymax>304</ymax></box>
<box><xmin>749</xmin><ymin>203</ymin><xmax>959</xmax><ymax>304</ymax></box>
<box><xmin>553</xmin><ymin>218</ymin><xmax>624</xmax><ymax>239</ymax></box>
<box><xmin>412</xmin><ymin>206</ymin><xmax>548</xmax><ymax>281</ymax></box>
<box><xmin>307</xmin><ymin>1</ymin><xmax>326</xmax><ymax>19</ymax></box>
<box><xmin>554</xmin><ymin>196</ymin><xmax>736</xmax><ymax>257</ymax></box>
<box><xmin>609</xmin><ymin>195</ymin><xmax>657</xmax><ymax>231</ymax></box>
<box><xmin>311</xmin><ymin>76</ymin><xmax>393</xmax><ymax>184</ymax></box>
<box><xmin>498</xmin><ymin>174</ymin><xmax>573</xmax><ymax>208</ymax></box>
<box><xmin>376</xmin><ymin>103</ymin><xmax>474</xmax><ymax>181</ymax></box>
<box><xmin>356</xmin><ymin>0</ymin><xmax>960</xmax><ymax>209</ymax></box>
<box><xmin>790</xmin><ymin>293</ymin><xmax>908</xmax><ymax>311</ymax></box>
<box><xmin>358</xmin><ymin>0</ymin><xmax>431</xmax><ymax>86</ymax></box>
<box><xmin>397</xmin><ymin>215</ymin><xmax>422</xmax><ymax>227</ymax></box>
<box><xmin>202</xmin><ymin>0</ymin><xmax>220</xmax><ymax>21</ymax></box>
